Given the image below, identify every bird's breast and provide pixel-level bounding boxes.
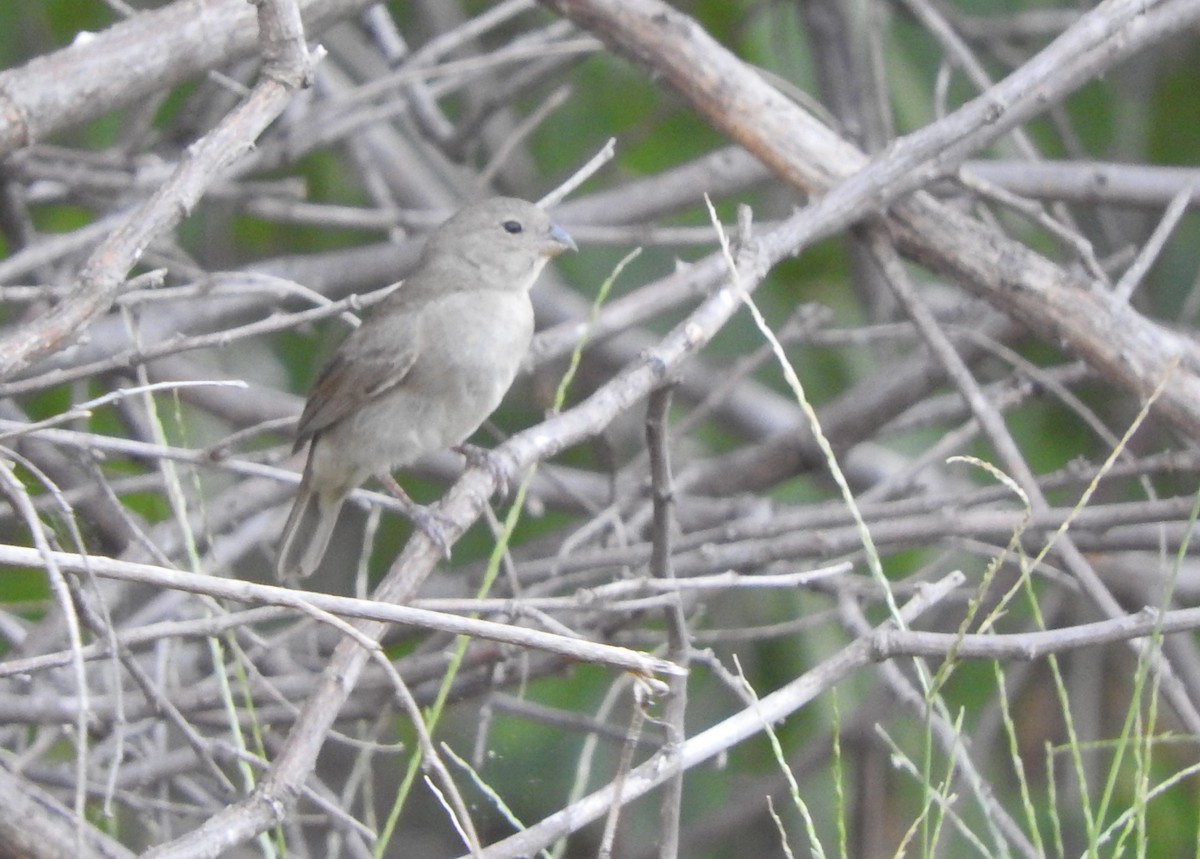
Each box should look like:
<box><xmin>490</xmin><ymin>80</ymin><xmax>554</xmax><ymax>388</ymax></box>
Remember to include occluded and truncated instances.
<box><xmin>418</xmin><ymin>289</ymin><xmax>534</xmax><ymax>386</ymax></box>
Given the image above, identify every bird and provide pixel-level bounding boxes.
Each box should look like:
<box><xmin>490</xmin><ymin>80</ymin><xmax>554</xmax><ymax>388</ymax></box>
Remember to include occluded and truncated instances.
<box><xmin>275</xmin><ymin>197</ymin><xmax>576</xmax><ymax>579</ymax></box>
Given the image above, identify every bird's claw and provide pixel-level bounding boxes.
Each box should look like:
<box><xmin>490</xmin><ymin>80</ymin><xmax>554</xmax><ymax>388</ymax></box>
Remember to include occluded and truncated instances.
<box><xmin>454</xmin><ymin>443</ymin><xmax>511</xmax><ymax>498</ymax></box>
<box><xmin>406</xmin><ymin>504</ymin><xmax>455</xmax><ymax>559</ymax></box>
<box><xmin>379</xmin><ymin>473</ymin><xmax>454</xmax><ymax>558</ymax></box>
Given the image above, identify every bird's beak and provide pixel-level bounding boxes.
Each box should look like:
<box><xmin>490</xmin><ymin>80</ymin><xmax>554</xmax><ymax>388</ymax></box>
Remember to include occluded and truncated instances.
<box><xmin>543</xmin><ymin>222</ymin><xmax>577</xmax><ymax>256</ymax></box>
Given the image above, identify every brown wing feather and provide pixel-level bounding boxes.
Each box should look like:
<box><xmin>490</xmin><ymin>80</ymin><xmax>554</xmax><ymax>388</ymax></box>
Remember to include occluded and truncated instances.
<box><xmin>293</xmin><ymin>315</ymin><xmax>421</xmax><ymax>449</ymax></box>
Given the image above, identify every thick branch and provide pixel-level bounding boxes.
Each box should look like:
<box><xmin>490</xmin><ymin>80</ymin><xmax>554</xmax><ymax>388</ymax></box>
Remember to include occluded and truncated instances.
<box><xmin>0</xmin><ymin>0</ymin><xmax>316</xmax><ymax>379</ymax></box>
<box><xmin>539</xmin><ymin>0</ymin><xmax>1200</xmax><ymax>438</ymax></box>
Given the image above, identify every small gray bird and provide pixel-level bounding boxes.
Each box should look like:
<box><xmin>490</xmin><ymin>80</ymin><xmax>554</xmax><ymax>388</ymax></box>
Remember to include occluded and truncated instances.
<box><xmin>276</xmin><ymin>197</ymin><xmax>576</xmax><ymax>579</ymax></box>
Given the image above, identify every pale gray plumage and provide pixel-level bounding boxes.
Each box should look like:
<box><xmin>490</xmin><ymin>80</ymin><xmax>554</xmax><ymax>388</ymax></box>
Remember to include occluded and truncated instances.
<box><xmin>276</xmin><ymin>197</ymin><xmax>575</xmax><ymax>579</ymax></box>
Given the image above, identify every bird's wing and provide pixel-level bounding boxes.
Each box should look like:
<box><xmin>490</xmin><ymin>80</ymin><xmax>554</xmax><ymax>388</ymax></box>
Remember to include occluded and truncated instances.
<box><xmin>293</xmin><ymin>311</ymin><xmax>422</xmax><ymax>448</ymax></box>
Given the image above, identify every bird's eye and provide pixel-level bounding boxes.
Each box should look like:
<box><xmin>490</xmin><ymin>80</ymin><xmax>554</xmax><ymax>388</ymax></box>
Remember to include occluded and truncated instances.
<box><xmin>502</xmin><ymin>220</ymin><xmax>523</xmax><ymax>235</ymax></box>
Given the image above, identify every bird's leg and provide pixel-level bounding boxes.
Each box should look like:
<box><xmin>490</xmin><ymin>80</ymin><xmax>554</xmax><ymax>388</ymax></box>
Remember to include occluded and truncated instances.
<box><xmin>378</xmin><ymin>474</ymin><xmax>454</xmax><ymax>558</ymax></box>
<box><xmin>454</xmin><ymin>443</ymin><xmax>510</xmax><ymax>498</ymax></box>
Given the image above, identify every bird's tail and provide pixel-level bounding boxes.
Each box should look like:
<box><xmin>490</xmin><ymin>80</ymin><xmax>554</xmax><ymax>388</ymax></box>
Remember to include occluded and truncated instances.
<box><xmin>276</xmin><ymin>481</ymin><xmax>344</xmax><ymax>580</ymax></box>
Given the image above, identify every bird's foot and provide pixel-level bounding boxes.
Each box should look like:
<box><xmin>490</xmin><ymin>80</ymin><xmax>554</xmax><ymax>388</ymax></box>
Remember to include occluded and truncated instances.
<box><xmin>379</xmin><ymin>474</ymin><xmax>454</xmax><ymax>558</ymax></box>
<box><xmin>406</xmin><ymin>505</ymin><xmax>456</xmax><ymax>559</ymax></box>
<box><xmin>454</xmin><ymin>443</ymin><xmax>511</xmax><ymax>498</ymax></box>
